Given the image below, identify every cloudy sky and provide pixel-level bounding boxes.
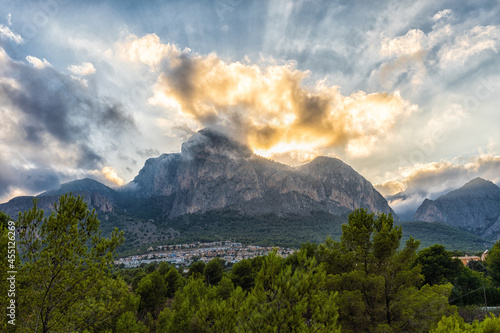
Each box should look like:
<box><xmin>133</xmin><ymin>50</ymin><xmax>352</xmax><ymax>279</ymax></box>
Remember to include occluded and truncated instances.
<box><xmin>1</xmin><ymin>0</ymin><xmax>499</xmax><ymax>219</ymax></box>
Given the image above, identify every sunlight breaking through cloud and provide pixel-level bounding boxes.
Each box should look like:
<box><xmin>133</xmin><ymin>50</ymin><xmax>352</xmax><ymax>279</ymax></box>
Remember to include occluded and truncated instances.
<box><xmin>120</xmin><ymin>34</ymin><xmax>418</xmax><ymax>163</ymax></box>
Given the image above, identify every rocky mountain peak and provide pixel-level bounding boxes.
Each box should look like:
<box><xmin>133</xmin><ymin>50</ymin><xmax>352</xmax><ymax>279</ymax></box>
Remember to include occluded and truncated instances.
<box><xmin>301</xmin><ymin>156</ymin><xmax>356</xmax><ymax>177</ymax></box>
<box><xmin>414</xmin><ymin>178</ymin><xmax>500</xmax><ymax>239</ymax></box>
<box><xmin>0</xmin><ymin>178</ymin><xmax>117</xmax><ymax>217</ymax></box>
<box><xmin>446</xmin><ymin>177</ymin><xmax>500</xmax><ymax>198</ymax></box>
<box><xmin>126</xmin><ymin>129</ymin><xmax>396</xmax><ymax>218</ymax></box>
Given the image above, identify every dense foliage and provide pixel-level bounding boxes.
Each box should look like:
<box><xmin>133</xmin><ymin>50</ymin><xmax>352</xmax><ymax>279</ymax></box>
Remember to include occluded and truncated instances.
<box><xmin>6</xmin><ymin>195</ymin><xmax>500</xmax><ymax>332</ymax></box>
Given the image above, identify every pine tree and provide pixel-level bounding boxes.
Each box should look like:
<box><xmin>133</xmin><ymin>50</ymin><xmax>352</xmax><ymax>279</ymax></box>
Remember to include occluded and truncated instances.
<box><xmin>318</xmin><ymin>209</ymin><xmax>454</xmax><ymax>332</ymax></box>
<box><xmin>16</xmin><ymin>194</ymin><xmax>126</xmax><ymax>332</ymax></box>
<box><xmin>239</xmin><ymin>250</ymin><xmax>341</xmax><ymax>332</ymax></box>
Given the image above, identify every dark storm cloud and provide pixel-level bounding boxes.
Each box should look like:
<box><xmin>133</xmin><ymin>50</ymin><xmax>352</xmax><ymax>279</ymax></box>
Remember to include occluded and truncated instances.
<box><xmin>0</xmin><ymin>53</ymin><xmax>136</xmax><ymax>161</ymax></box>
<box><xmin>19</xmin><ymin>167</ymin><xmax>61</xmax><ymax>193</ymax></box>
<box><xmin>2</xmin><ymin>65</ymin><xmax>85</xmax><ymax>144</ymax></box>
<box><xmin>100</xmin><ymin>102</ymin><xmax>136</xmax><ymax>131</ymax></box>
<box><xmin>0</xmin><ymin>49</ymin><xmax>137</xmax><ymax>201</ymax></box>
<box><xmin>77</xmin><ymin>145</ymin><xmax>104</xmax><ymax>170</ymax></box>
<box><xmin>1</xmin><ymin>60</ymin><xmax>135</xmax><ymax>147</ymax></box>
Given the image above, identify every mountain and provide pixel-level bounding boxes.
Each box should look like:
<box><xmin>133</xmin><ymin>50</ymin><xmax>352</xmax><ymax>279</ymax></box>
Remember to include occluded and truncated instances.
<box><xmin>414</xmin><ymin>178</ymin><xmax>500</xmax><ymax>239</ymax></box>
<box><xmin>128</xmin><ymin>128</ymin><xmax>397</xmax><ymax>219</ymax></box>
<box><xmin>0</xmin><ymin>128</ymin><xmax>398</xmax><ymax>251</ymax></box>
<box><xmin>0</xmin><ymin>178</ymin><xmax>117</xmax><ymax>218</ymax></box>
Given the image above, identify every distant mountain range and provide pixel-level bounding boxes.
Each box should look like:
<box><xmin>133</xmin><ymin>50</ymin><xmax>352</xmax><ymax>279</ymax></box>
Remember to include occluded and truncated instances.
<box><xmin>1</xmin><ymin>128</ymin><xmax>498</xmax><ymax>250</ymax></box>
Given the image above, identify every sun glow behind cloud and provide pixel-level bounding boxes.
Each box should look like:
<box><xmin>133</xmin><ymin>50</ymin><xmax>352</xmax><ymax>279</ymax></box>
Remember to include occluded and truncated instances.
<box><xmin>95</xmin><ymin>166</ymin><xmax>125</xmax><ymax>186</ymax></box>
<box><xmin>119</xmin><ymin>34</ymin><xmax>418</xmax><ymax>164</ymax></box>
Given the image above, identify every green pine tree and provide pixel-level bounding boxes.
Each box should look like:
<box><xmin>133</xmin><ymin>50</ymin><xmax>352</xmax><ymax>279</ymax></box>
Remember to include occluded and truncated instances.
<box><xmin>16</xmin><ymin>194</ymin><xmax>126</xmax><ymax>332</ymax></box>
<box><xmin>318</xmin><ymin>209</ymin><xmax>455</xmax><ymax>332</ymax></box>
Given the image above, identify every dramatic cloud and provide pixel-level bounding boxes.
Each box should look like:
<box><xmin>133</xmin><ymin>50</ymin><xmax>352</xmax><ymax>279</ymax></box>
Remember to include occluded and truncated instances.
<box><xmin>122</xmin><ymin>34</ymin><xmax>417</xmax><ymax>162</ymax></box>
<box><xmin>0</xmin><ymin>47</ymin><xmax>136</xmax><ymax>199</ymax></box>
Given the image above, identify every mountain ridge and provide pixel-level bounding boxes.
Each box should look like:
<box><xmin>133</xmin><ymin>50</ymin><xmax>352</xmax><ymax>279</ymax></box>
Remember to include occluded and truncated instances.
<box><xmin>127</xmin><ymin>128</ymin><xmax>398</xmax><ymax>219</ymax></box>
<box><xmin>414</xmin><ymin>177</ymin><xmax>500</xmax><ymax>240</ymax></box>
<box><xmin>0</xmin><ymin>128</ymin><xmax>397</xmax><ymax>221</ymax></box>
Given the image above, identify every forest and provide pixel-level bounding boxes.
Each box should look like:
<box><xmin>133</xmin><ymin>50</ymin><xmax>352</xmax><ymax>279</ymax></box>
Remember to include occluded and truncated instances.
<box><xmin>3</xmin><ymin>194</ymin><xmax>500</xmax><ymax>332</ymax></box>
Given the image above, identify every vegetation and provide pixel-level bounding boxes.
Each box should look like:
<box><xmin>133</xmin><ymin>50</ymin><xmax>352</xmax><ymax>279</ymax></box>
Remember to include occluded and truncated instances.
<box><xmin>398</xmin><ymin>221</ymin><xmax>492</xmax><ymax>252</ymax></box>
<box><xmin>6</xmin><ymin>195</ymin><xmax>500</xmax><ymax>332</ymax></box>
<box><xmin>107</xmin><ymin>209</ymin><xmax>491</xmax><ymax>256</ymax></box>
<box><xmin>15</xmin><ymin>195</ymin><xmax>132</xmax><ymax>332</ymax></box>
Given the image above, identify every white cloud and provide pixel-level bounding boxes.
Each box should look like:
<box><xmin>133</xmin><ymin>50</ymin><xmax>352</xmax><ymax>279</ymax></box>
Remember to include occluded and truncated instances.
<box><xmin>432</xmin><ymin>9</ymin><xmax>452</xmax><ymax>22</ymax></box>
<box><xmin>381</xmin><ymin>29</ymin><xmax>426</xmax><ymax>57</ymax></box>
<box><xmin>68</xmin><ymin>62</ymin><xmax>96</xmax><ymax>76</ymax></box>
<box><xmin>0</xmin><ymin>24</ymin><xmax>22</xmax><ymax>44</ymax></box>
<box><xmin>117</xmin><ymin>33</ymin><xmax>181</xmax><ymax>69</ymax></box>
<box><xmin>438</xmin><ymin>25</ymin><xmax>500</xmax><ymax>68</ymax></box>
<box><xmin>376</xmin><ymin>21</ymin><xmax>500</xmax><ymax>88</ymax></box>
<box><xmin>26</xmin><ymin>56</ymin><xmax>51</xmax><ymax>69</ymax></box>
<box><xmin>388</xmin><ymin>193</ymin><xmax>427</xmax><ymax>217</ymax></box>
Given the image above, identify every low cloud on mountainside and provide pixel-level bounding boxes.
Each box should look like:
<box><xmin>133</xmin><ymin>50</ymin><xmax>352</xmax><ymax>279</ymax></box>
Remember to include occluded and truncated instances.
<box><xmin>376</xmin><ymin>155</ymin><xmax>500</xmax><ymax>220</ymax></box>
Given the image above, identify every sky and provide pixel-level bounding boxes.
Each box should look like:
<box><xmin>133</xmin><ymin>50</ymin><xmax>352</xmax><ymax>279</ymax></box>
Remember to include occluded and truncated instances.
<box><xmin>0</xmin><ymin>0</ymin><xmax>499</xmax><ymax>219</ymax></box>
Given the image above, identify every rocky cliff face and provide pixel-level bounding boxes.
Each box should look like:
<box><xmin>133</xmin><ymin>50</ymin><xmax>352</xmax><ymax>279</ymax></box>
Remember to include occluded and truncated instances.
<box><xmin>129</xmin><ymin>129</ymin><xmax>397</xmax><ymax>219</ymax></box>
<box><xmin>414</xmin><ymin>178</ymin><xmax>500</xmax><ymax>239</ymax></box>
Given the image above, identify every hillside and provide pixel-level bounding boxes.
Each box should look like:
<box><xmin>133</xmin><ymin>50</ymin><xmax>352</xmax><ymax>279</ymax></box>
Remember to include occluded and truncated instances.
<box><xmin>414</xmin><ymin>178</ymin><xmax>500</xmax><ymax>240</ymax></box>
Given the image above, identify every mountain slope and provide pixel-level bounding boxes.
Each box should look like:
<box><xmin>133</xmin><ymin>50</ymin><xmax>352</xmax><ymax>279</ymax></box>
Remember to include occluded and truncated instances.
<box><xmin>414</xmin><ymin>178</ymin><xmax>500</xmax><ymax>239</ymax></box>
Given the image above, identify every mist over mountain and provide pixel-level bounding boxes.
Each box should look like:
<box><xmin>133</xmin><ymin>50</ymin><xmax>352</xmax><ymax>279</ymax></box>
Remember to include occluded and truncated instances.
<box><xmin>414</xmin><ymin>177</ymin><xmax>500</xmax><ymax>240</ymax></box>
<box><xmin>128</xmin><ymin>128</ymin><xmax>397</xmax><ymax>219</ymax></box>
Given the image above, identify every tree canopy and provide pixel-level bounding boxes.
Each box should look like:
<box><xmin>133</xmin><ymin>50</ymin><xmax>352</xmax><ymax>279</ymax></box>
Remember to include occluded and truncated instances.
<box><xmin>7</xmin><ymin>197</ymin><xmax>500</xmax><ymax>332</ymax></box>
<box><xmin>16</xmin><ymin>195</ymin><xmax>129</xmax><ymax>332</ymax></box>
<box><xmin>317</xmin><ymin>209</ymin><xmax>455</xmax><ymax>332</ymax></box>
